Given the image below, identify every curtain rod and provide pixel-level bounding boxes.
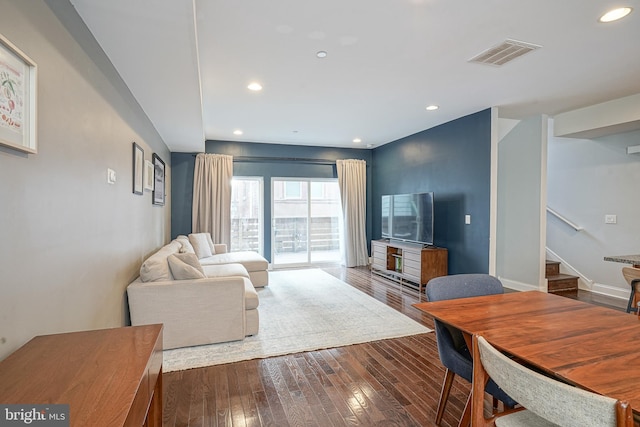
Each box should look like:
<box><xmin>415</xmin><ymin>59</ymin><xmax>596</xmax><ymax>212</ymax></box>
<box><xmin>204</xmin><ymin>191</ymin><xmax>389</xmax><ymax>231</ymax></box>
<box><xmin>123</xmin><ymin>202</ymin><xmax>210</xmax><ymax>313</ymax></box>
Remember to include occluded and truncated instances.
<box><xmin>236</xmin><ymin>156</ymin><xmax>338</xmax><ymax>165</ymax></box>
<box><xmin>192</xmin><ymin>154</ymin><xmax>337</xmax><ymax>165</ymax></box>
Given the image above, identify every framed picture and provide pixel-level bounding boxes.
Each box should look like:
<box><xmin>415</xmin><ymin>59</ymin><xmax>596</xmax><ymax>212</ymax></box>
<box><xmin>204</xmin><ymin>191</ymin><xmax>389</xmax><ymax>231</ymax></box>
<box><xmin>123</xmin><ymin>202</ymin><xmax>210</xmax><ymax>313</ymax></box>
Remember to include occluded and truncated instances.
<box><xmin>143</xmin><ymin>160</ymin><xmax>154</xmax><ymax>191</ymax></box>
<box><xmin>0</xmin><ymin>33</ymin><xmax>37</xmax><ymax>154</ymax></box>
<box><xmin>132</xmin><ymin>142</ymin><xmax>144</xmax><ymax>195</ymax></box>
<box><xmin>152</xmin><ymin>153</ymin><xmax>165</xmax><ymax>206</ymax></box>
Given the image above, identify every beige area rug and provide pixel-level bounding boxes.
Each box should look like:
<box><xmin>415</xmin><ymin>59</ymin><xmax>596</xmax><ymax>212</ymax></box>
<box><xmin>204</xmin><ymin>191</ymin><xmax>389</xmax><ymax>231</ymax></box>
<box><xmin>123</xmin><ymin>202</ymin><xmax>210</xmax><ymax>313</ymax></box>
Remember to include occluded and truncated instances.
<box><xmin>163</xmin><ymin>268</ymin><xmax>431</xmax><ymax>372</ymax></box>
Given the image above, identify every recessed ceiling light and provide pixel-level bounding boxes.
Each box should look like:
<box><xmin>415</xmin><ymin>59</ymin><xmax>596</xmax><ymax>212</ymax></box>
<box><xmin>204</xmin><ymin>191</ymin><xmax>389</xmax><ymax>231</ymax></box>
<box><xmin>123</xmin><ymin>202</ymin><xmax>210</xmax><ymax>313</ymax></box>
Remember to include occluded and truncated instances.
<box><xmin>316</xmin><ymin>51</ymin><xmax>327</xmax><ymax>58</ymax></box>
<box><xmin>426</xmin><ymin>105</ymin><xmax>439</xmax><ymax>111</ymax></box>
<box><xmin>353</xmin><ymin>138</ymin><xmax>362</xmax><ymax>143</ymax></box>
<box><xmin>599</xmin><ymin>7</ymin><xmax>632</xmax><ymax>22</ymax></box>
<box><xmin>247</xmin><ymin>82</ymin><xmax>263</xmax><ymax>91</ymax></box>
<box><xmin>233</xmin><ymin>130</ymin><xmax>243</xmax><ymax>135</ymax></box>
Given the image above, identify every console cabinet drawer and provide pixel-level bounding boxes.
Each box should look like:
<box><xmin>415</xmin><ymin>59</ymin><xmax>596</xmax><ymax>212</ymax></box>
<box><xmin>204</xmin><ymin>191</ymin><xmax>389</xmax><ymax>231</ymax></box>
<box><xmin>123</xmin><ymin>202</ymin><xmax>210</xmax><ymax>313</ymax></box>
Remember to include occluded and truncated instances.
<box><xmin>371</xmin><ymin>242</ymin><xmax>387</xmax><ymax>269</ymax></box>
<box><xmin>403</xmin><ymin>250</ymin><xmax>422</xmax><ymax>263</ymax></box>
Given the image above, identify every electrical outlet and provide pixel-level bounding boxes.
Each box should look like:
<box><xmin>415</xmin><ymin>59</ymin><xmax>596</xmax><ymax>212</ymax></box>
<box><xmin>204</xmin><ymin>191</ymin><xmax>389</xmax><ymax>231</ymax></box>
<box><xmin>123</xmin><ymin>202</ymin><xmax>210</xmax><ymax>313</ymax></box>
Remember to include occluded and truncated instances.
<box><xmin>605</xmin><ymin>214</ymin><xmax>617</xmax><ymax>224</ymax></box>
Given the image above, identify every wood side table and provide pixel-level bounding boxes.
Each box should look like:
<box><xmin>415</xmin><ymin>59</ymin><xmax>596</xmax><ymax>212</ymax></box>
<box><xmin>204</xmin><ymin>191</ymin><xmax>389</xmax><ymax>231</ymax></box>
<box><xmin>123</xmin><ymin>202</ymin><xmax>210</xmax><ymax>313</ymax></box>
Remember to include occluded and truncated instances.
<box><xmin>0</xmin><ymin>325</ymin><xmax>163</xmax><ymax>427</ymax></box>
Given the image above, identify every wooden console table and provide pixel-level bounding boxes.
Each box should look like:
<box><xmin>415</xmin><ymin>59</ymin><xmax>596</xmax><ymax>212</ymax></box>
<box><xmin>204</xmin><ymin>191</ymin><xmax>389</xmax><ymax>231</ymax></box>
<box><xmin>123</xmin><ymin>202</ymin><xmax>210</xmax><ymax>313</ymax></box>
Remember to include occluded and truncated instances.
<box><xmin>371</xmin><ymin>239</ymin><xmax>447</xmax><ymax>296</ymax></box>
<box><xmin>0</xmin><ymin>325</ymin><xmax>163</xmax><ymax>427</ymax></box>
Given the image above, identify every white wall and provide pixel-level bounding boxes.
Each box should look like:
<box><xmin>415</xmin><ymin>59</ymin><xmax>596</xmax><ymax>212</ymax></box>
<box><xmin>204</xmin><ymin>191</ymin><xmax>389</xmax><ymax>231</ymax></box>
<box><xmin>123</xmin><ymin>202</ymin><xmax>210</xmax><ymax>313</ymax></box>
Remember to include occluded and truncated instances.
<box><xmin>0</xmin><ymin>1</ymin><xmax>171</xmax><ymax>360</ymax></box>
<box><xmin>547</xmin><ymin>123</ymin><xmax>640</xmax><ymax>299</ymax></box>
<box><xmin>496</xmin><ymin>115</ymin><xmax>547</xmax><ymax>291</ymax></box>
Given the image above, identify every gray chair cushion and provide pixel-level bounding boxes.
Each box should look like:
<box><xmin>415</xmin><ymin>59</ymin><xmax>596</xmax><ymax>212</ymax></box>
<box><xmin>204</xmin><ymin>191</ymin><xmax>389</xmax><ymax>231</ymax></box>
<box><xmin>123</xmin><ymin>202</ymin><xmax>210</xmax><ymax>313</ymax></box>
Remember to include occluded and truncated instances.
<box><xmin>495</xmin><ymin>410</ymin><xmax>560</xmax><ymax>427</ymax></box>
<box><xmin>478</xmin><ymin>336</ymin><xmax>619</xmax><ymax>427</ymax></box>
<box><xmin>426</xmin><ymin>273</ymin><xmax>504</xmax><ymax>302</ymax></box>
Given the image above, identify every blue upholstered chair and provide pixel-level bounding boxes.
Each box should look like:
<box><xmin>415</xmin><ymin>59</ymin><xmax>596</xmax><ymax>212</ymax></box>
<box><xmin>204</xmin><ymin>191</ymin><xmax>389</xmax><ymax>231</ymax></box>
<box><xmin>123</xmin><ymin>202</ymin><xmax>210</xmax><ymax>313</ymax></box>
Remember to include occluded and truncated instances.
<box><xmin>472</xmin><ymin>334</ymin><xmax>633</xmax><ymax>427</ymax></box>
<box><xmin>426</xmin><ymin>274</ymin><xmax>515</xmax><ymax>426</ymax></box>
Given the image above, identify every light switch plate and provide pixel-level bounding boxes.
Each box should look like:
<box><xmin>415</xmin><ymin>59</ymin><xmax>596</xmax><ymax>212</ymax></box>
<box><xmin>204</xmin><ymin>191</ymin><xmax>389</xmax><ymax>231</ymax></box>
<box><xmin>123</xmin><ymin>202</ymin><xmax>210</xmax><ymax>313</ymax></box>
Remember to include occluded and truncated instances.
<box><xmin>107</xmin><ymin>168</ymin><xmax>116</xmax><ymax>184</ymax></box>
<box><xmin>605</xmin><ymin>214</ymin><xmax>617</xmax><ymax>224</ymax></box>
<box><xmin>465</xmin><ymin>214</ymin><xmax>471</xmax><ymax>225</ymax></box>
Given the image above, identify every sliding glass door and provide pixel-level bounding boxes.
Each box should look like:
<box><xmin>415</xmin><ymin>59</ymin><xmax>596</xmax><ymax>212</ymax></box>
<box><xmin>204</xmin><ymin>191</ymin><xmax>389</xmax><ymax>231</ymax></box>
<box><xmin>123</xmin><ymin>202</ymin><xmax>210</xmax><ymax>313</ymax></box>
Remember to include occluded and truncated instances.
<box><xmin>272</xmin><ymin>178</ymin><xmax>342</xmax><ymax>267</ymax></box>
<box><xmin>231</xmin><ymin>177</ymin><xmax>263</xmax><ymax>254</ymax></box>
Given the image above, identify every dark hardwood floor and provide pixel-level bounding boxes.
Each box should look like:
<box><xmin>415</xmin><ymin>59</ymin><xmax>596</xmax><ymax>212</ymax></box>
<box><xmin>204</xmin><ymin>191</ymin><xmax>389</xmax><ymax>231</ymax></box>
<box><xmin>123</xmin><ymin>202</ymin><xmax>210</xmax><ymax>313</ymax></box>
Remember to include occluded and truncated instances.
<box><xmin>553</xmin><ymin>288</ymin><xmax>627</xmax><ymax>312</ymax></box>
<box><xmin>162</xmin><ymin>267</ymin><xmax>627</xmax><ymax>427</ymax></box>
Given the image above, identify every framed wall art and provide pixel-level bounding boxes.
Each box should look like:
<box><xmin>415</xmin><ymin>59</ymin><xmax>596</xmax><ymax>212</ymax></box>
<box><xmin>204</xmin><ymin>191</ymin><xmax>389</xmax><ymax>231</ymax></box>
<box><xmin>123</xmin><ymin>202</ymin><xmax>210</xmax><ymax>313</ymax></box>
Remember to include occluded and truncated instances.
<box><xmin>132</xmin><ymin>142</ymin><xmax>144</xmax><ymax>195</ymax></box>
<box><xmin>152</xmin><ymin>153</ymin><xmax>165</xmax><ymax>206</ymax></box>
<box><xmin>143</xmin><ymin>159</ymin><xmax>154</xmax><ymax>191</ymax></box>
<box><xmin>0</xmin><ymin>33</ymin><xmax>37</xmax><ymax>154</ymax></box>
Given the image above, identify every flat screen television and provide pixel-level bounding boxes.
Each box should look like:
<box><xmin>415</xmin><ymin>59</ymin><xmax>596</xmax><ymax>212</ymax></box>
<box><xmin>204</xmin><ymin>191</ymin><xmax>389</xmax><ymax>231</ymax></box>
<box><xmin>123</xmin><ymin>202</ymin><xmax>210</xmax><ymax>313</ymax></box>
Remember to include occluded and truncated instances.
<box><xmin>381</xmin><ymin>192</ymin><xmax>434</xmax><ymax>246</ymax></box>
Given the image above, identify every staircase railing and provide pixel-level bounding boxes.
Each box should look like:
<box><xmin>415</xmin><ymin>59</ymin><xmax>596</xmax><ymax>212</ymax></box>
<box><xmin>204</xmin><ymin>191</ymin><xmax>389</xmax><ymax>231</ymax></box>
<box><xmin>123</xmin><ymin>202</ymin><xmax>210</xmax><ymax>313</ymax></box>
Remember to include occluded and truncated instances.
<box><xmin>546</xmin><ymin>207</ymin><xmax>583</xmax><ymax>232</ymax></box>
<box><xmin>546</xmin><ymin>207</ymin><xmax>591</xmax><ymax>289</ymax></box>
<box><xmin>546</xmin><ymin>247</ymin><xmax>594</xmax><ymax>287</ymax></box>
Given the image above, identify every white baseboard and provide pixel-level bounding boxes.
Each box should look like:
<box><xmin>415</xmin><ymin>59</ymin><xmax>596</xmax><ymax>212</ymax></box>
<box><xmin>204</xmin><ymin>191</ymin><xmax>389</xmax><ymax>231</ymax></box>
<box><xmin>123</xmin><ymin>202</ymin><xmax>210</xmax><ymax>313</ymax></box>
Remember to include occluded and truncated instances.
<box><xmin>590</xmin><ymin>282</ymin><xmax>629</xmax><ymax>301</ymax></box>
<box><xmin>498</xmin><ymin>277</ymin><xmax>540</xmax><ymax>292</ymax></box>
<box><xmin>500</xmin><ymin>276</ymin><xmax>629</xmax><ymax>302</ymax></box>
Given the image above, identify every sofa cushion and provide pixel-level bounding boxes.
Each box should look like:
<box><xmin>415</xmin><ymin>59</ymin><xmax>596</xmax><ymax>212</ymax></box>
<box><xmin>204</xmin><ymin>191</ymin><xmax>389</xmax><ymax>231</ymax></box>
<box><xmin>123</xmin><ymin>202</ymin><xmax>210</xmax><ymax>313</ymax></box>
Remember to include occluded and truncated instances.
<box><xmin>139</xmin><ymin>240</ymin><xmax>182</xmax><ymax>282</ymax></box>
<box><xmin>168</xmin><ymin>253</ymin><xmax>206</xmax><ymax>280</ymax></box>
<box><xmin>202</xmin><ymin>263</ymin><xmax>249</xmax><ymax>279</ymax></box>
<box><xmin>199</xmin><ymin>251</ymin><xmax>268</xmax><ymax>272</ymax></box>
<box><xmin>189</xmin><ymin>233</ymin><xmax>213</xmax><ymax>259</ymax></box>
<box><xmin>176</xmin><ymin>235</ymin><xmax>195</xmax><ymax>254</ymax></box>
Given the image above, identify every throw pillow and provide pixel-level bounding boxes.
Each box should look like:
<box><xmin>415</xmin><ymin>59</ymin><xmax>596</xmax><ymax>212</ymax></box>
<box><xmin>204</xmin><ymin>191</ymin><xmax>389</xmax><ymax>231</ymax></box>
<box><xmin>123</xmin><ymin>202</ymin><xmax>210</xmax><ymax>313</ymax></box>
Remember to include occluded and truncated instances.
<box><xmin>176</xmin><ymin>235</ymin><xmax>195</xmax><ymax>254</ymax></box>
<box><xmin>139</xmin><ymin>240</ymin><xmax>183</xmax><ymax>282</ymax></box>
<box><xmin>205</xmin><ymin>233</ymin><xmax>217</xmax><ymax>255</ymax></box>
<box><xmin>188</xmin><ymin>233</ymin><xmax>213</xmax><ymax>259</ymax></box>
<box><xmin>167</xmin><ymin>253</ymin><xmax>205</xmax><ymax>280</ymax></box>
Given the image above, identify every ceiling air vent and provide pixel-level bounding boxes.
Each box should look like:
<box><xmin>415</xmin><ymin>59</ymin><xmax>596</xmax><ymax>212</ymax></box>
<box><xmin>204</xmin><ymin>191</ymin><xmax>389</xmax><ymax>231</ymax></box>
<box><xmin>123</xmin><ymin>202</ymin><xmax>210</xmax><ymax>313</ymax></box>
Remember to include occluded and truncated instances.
<box><xmin>469</xmin><ymin>39</ymin><xmax>541</xmax><ymax>66</ymax></box>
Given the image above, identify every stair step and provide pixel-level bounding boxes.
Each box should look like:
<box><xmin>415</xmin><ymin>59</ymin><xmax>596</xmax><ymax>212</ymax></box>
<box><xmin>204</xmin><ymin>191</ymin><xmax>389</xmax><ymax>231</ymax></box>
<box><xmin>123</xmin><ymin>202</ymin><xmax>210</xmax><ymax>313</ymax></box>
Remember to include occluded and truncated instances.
<box><xmin>545</xmin><ymin>260</ymin><xmax>560</xmax><ymax>277</ymax></box>
<box><xmin>548</xmin><ymin>274</ymin><xmax>579</xmax><ymax>292</ymax></box>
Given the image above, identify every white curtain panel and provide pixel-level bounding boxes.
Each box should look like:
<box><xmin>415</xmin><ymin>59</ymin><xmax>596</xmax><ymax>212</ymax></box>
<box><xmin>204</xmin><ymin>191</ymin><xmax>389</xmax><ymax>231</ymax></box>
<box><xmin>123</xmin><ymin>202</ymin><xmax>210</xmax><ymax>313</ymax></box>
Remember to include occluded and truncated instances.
<box><xmin>336</xmin><ymin>159</ymin><xmax>369</xmax><ymax>267</ymax></box>
<box><xmin>192</xmin><ymin>153</ymin><xmax>233</xmax><ymax>246</ymax></box>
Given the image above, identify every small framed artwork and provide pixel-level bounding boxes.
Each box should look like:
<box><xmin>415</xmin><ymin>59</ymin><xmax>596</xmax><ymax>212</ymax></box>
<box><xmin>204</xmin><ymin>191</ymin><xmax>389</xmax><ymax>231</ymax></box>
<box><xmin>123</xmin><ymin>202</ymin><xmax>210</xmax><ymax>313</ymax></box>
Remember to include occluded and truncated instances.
<box><xmin>0</xmin><ymin>33</ymin><xmax>37</xmax><ymax>154</ymax></box>
<box><xmin>143</xmin><ymin>160</ymin><xmax>154</xmax><ymax>191</ymax></box>
<box><xmin>132</xmin><ymin>142</ymin><xmax>144</xmax><ymax>195</ymax></box>
<box><xmin>152</xmin><ymin>153</ymin><xmax>165</xmax><ymax>206</ymax></box>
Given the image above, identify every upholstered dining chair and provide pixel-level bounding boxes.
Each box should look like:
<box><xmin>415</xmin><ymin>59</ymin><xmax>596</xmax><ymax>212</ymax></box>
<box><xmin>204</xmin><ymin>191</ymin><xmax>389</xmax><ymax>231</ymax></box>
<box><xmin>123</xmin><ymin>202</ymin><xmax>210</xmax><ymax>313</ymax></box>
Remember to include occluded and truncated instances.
<box><xmin>471</xmin><ymin>334</ymin><xmax>634</xmax><ymax>427</ymax></box>
<box><xmin>425</xmin><ymin>274</ymin><xmax>515</xmax><ymax>427</ymax></box>
<box><xmin>622</xmin><ymin>267</ymin><xmax>640</xmax><ymax>314</ymax></box>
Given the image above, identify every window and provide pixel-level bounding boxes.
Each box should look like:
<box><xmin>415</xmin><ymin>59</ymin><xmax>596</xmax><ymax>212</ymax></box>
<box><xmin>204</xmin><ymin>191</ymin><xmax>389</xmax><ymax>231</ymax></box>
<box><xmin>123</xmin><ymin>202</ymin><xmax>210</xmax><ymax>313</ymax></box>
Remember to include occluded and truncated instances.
<box><xmin>230</xmin><ymin>177</ymin><xmax>263</xmax><ymax>254</ymax></box>
<box><xmin>272</xmin><ymin>178</ymin><xmax>342</xmax><ymax>266</ymax></box>
<box><xmin>284</xmin><ymin>181</ymin><xmax>302</xmax><ymax>199</ymax></box>
<box><xmin>310</xmin><ymin>181</ymin><xmax>324</xmax><ymax>199</ymax></box>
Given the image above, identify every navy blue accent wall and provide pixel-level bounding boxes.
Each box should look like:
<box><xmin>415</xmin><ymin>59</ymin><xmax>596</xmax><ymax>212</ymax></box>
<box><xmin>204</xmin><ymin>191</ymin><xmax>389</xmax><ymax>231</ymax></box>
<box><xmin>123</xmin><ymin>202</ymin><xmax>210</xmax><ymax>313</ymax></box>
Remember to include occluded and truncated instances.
<box><xmin>372</xmin><ymin>109</ymin><xmax>492</xmax><ymax>274</ymax></box>
<box><xmin>171</xmin><ymin>153</ymin><xmax>196</xmax><ymax>238</ymax></box>
<box><xmin>171</xmin><ymin>141</ymin><xmax>372</xmax><ymax>262</ymax></box>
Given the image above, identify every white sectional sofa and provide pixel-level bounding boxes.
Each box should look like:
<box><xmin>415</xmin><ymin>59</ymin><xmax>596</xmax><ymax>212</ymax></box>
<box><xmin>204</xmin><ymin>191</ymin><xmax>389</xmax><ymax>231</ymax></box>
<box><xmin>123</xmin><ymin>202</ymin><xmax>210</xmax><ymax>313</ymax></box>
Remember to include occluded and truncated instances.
<box><xmin>179</xmin><ymin>233</ymin><xmax>269</xmax><ymax>287</ymax></box>
<box><xmin>127</xmin><ymin>233</ymin><xmax>269</xmax><ymax>349</ymax></box>
<box><xmin>200</xmin><ymin>251</ymin><xmax>269</xmax><ymax>287</ymax></box>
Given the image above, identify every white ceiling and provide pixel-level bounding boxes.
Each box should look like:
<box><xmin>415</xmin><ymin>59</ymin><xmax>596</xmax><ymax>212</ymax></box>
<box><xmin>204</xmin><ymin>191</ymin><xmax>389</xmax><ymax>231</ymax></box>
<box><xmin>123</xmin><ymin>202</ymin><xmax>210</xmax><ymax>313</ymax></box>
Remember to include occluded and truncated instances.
<box><xmin>69</xmin><ymin>0</ymin><xmax>640</xmax><ymax>152</ymax></box>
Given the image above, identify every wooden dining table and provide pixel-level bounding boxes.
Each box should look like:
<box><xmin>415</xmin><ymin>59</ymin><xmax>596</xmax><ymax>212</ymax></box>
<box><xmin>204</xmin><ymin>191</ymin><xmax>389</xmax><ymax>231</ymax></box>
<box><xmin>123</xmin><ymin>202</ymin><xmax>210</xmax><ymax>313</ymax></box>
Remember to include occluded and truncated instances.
<box><xmin>414</xmin><ymin>291</ymin><xmax>640</xmax><ymax>418</ymax></box>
